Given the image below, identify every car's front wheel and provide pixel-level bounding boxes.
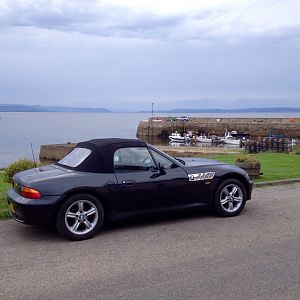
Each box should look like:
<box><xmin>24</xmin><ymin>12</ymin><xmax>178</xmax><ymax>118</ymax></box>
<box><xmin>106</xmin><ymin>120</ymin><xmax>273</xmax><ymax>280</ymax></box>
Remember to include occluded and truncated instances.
<box><xmin>56</xmin><ymin>193</ymin><xmax>104</xmax><ymax>240</ymax></box>
<box><xmin>213</xmin><ymin>179</ymin><xmax>246</xmax><ymax>217</ymax></box>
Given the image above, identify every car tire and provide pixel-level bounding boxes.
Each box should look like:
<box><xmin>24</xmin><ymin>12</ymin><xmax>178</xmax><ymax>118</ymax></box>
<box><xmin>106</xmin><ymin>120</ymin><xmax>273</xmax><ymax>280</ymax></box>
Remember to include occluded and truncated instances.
<box><xmin>56</xmin><ymin>193</ymin><xmax>104</xmax><ymax>241</ymax></box>
<box><xmin>213</xmin><ymin>179</ymin><xmax>246</xmax><ymax>217</ymax></box>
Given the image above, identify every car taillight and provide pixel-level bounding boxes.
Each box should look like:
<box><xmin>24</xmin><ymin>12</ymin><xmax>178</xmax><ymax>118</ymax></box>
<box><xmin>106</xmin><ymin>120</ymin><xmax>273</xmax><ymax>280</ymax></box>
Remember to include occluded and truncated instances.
<box><xmin>20</xmin><ymin>186</ymin><xmax>42</xmax><ymax>199</ymax></box>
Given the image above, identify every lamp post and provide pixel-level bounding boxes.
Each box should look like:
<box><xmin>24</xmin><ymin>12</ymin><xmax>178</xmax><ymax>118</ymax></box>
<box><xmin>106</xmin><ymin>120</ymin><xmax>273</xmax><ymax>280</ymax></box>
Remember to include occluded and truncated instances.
<box><xmin>151</xmin><ymin>102</ymin><xmax>154</xmax><ymax>140</ymax></box>
<box><xmin>152</xmin><ymin>102</ymin><xmax>154</xmax><ymax>119</ymax></box>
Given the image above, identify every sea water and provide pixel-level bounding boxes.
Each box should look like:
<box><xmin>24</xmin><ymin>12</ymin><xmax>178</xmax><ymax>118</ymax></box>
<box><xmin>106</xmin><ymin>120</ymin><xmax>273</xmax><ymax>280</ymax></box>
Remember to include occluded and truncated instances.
<box><xmin>0</xmin><ymin>111</ymin><xmax>299</xmax><ymax>168</ymax></box>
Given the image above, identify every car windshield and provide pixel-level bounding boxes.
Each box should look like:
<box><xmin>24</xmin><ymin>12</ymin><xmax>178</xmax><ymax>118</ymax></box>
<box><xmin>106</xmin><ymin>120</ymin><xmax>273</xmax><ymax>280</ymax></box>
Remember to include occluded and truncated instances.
<box><xmin>58</xmin><ymin>147</ymin><xmax>92</xmax><ymax>167</ymax></box>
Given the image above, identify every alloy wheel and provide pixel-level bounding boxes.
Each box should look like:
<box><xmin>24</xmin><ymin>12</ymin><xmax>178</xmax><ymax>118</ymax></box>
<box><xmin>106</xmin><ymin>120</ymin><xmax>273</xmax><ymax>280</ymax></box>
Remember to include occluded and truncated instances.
<box><xmin>64</xmin><ymin>199</ymin><xmax>99</xmax><ymax>235</ymax></box>
<box><xmin>219</xmin><ymin>184</ymin><xmax>243</xmax><ymax>213</ymax></box>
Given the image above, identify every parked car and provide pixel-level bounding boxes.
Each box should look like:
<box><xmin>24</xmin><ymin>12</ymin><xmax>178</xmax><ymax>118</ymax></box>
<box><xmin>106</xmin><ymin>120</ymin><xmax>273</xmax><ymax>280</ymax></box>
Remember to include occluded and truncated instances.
<box><xmin>7</xmin><ymin>138</ymin><xmax>253</xmax><ymax>240</ymax></box>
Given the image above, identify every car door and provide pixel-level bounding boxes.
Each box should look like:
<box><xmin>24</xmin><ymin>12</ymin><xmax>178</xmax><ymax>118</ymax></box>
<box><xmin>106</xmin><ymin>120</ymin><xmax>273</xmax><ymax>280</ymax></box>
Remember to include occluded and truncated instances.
<box><xmin>148</xmin><ymin>148</ymin><xmax>191</xmax><ymax>207</ymax></box>
<box><xmin>112</xmin><ymin>146</ymin><xmax>189</xmax><ymax>214</ymax></box>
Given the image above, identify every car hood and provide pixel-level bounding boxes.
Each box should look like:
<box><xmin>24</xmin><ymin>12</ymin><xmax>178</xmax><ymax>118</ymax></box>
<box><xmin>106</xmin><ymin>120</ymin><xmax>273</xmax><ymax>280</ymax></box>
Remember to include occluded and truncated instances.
<box><xmin>176</xmin><ymin>157</ymin><xmax>227</xmax><ymax>167</ymax></box>
<box><xmin>176</xmin><ymin>157</ymin><xmax>247</xmax><ymax>176</ymax></box>
<box><xmin>13</xmin><ymin>164</ymin><xmax>72</xmax><ymax>186</ymax></box>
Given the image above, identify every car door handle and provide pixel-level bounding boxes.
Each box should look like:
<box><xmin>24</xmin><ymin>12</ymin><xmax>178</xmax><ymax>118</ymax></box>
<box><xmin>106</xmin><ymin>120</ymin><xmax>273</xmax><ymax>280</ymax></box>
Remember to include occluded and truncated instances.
<box><xmin>122</xmin><ymin>180</ymin><xmax>136</xmax><ymax>186</ymax></box>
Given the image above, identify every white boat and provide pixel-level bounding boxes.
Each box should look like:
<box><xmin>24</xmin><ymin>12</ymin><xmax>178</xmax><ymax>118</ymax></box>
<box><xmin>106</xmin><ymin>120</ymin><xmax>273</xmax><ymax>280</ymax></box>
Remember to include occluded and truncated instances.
<box><xmin>169</xmin><ymin>132</ymin><xmax>190</xmax><ymax>142</ymax></box>
<box><xmin>175</xmin><ymin>116</ymin><xmax>189</xmax><ymax>121</ymax></box>
<box><xmin>196</xmin><ymin>135</ymin><xmax>212</xmax><ymax>143</ymax></box>
<box><xmin>221</xmin><ymin>132</ymin><xmax>241</xmax><ymax>145</ymax></box>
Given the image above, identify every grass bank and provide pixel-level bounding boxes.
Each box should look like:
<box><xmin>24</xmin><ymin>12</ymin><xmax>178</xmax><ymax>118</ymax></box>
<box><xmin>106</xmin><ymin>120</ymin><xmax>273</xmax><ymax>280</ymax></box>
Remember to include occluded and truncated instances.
<box><xmin>0</xmin><ymin>152</ymin><xmax>300</xmax><ymax>220</ymax></box>
<box><xmin>210</xmin><ymin>152</ymin><xmax>300</xmax><ymax>183</ymax></box>
<box><xmin>0</xmin><ymin>172</ymin><xmax>11</xmax><ymax>219</ymax></box>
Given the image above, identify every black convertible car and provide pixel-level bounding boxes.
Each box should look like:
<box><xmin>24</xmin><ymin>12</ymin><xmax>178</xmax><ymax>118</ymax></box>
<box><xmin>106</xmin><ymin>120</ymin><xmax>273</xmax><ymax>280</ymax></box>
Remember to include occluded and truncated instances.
<box><xmin>7</xmin><ymin>139</ymin><xmax>253</xmax><ymax>240</ymax></box>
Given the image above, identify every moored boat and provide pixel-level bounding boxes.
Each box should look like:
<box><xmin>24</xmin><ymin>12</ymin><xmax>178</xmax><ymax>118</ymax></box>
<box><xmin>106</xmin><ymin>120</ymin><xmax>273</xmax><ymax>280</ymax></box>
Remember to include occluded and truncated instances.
<box><xmin>169</xmin><ymin>132</ymin><xmax>190</xmax><ymax>142</ymax></box>
<box><xmin>196</xmin><ymin>135</ymin><xmax>212</xmax><ymax>143</ymax></box>
<box><xmin>230</xmin><ymin>131</ymin><xmax>250</xmax><ymax>139</ymax></box>
<box><xmin>221</xmin><ymin>132</ymin><xmax>241</xmax><ymax>146</ymax></box>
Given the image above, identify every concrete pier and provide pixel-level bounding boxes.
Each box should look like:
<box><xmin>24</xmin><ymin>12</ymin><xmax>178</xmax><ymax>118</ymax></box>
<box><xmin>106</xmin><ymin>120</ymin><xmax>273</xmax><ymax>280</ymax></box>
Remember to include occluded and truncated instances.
<box><xmin>136</xmin><ymin>117</ymin><xmax>300</xmax><ymax>138</ymax></box>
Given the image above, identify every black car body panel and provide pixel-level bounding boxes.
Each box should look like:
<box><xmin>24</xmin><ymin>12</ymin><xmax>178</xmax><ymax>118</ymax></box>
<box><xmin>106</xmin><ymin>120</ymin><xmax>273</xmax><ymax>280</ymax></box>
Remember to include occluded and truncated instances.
<box><xmin>176</xmin><ymin>157</ymin><xmax>252</xmax><ymax>200</ymax></box>
<box><xmin>8</xmin><ymin>189</ymin><xmax>60</xmax><ymax>225</ymax></box>
<box><xmin>7</xmin><ymin>138</ymin><xmax>253</xmax><ymax>227</ymax></box>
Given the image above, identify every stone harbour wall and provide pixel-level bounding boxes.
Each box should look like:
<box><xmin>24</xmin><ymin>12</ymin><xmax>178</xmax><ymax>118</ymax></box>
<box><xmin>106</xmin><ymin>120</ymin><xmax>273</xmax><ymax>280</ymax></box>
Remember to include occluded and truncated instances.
<box><xmin>136</xmin><ymin>117</ymin><xmax>300</xmax><ymax>138</ymax></box>
<box><xmin>39</xmin><ymin>143</ymin><xmax>241</xmax><ymax>164</ymax></box>
<box><xmin>39</xmin><ymin>143</ymin><xmax>77</xmax><ymax>163</ymax></box>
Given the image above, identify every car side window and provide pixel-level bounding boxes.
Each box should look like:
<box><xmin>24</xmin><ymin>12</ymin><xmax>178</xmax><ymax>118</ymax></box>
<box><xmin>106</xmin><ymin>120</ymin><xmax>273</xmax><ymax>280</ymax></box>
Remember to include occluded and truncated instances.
<box><xmin>149</xmin><ymin>149</ymin><xmax>178</xmax><ymax>169</ymax></box>
<box><xmin>114</xmin><ymin>147</ymin><xmax>156</xmax><ymax>173</ymax></box>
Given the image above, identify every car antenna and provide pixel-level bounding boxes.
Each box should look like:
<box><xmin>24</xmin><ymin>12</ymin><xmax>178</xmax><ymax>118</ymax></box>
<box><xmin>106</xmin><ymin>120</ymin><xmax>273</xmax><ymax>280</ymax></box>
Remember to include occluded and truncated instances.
<box><xmin>30</xmin><ymin>142</ymin><xmax>38</xmax><ymax>170</ymax></box>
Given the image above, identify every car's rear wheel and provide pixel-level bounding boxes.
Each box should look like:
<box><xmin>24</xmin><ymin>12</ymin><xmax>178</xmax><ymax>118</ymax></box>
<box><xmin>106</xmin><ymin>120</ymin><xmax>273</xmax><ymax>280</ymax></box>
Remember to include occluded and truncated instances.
<box><xmin>213</xmin><ymin>179</ymin><xmax>246</xmax><ymax>217</ymax></box>
<box><xmin>56</xmin><ymin>193</ymin><xmax>104</xmax><ymax>240</ymax></box>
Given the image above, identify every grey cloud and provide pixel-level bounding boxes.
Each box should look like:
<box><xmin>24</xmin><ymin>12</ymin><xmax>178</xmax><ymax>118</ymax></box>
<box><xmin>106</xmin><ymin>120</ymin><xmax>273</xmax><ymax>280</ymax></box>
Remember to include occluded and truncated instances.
<box><xmin>2</xmin><ymin>1</ymin><xmax>102</xmax><ymax>29</ymax></box>
<box><xmin>1</xmin><ymin>1</ymin><xmax>184</xmax><ymax>40</ymax></box>
<box><xmin>1</xmin><ymin>0</ymin><xmax>300</xmax><ymax>41</ymax></box>
<box><xmin>0</xmin><ymin>1</ymin><xmax>299</xmax><ymax>110</ymax></box>
<box><xmin>0</xmin><ymin>28</ymin><xmax>299</xmax><ymax>109</ymax></box>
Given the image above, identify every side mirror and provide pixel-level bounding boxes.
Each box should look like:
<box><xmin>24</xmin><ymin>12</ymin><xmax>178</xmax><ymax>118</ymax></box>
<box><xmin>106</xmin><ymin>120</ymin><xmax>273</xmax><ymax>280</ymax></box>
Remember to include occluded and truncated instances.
<box><xmin>158</xmin><ymin>163</ymin><xmax>166</xmax><ymax>175</ymax></box>
<box><xmin>150</xmin><ymin>163</ymin><xmax>166</xmax><ymax>179</ymax></box>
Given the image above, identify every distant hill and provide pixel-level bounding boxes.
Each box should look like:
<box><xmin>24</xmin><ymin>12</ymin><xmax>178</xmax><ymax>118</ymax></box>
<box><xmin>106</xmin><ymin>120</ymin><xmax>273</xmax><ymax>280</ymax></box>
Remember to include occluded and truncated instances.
<box><xmin>0</xmin><ymin>104</ymin><xmax>110</xmax><ymax>113</ymax></box>
<box><xmin>2</xmin><ymin>104</ymin><xmax>300</xmax><ymax>113</ymax></box>
<box><xmin>139</xmin><ymin>107</ymin><xmax>300</xmax><ymax>113</ymax></box>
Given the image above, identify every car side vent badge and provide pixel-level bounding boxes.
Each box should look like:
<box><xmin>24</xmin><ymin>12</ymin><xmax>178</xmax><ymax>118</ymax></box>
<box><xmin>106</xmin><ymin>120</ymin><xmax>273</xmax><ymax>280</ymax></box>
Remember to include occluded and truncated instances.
<box><xmin>188</xmin><ymin>172</ymin><xmax>215</xmax><ymax>181</ymax></box>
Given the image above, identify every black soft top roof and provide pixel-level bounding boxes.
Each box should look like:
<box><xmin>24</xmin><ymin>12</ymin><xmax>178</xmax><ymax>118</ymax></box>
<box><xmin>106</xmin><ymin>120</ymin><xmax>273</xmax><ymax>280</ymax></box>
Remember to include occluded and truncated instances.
<box><xmin>57</xmin><ymin>138</ymin><xmax>147</xmax><ymax>173</ymax></box>
<box><xmin>80</xmin><ymin>138</ymin><xmax>146</xmax><ymax>149</ymax></box>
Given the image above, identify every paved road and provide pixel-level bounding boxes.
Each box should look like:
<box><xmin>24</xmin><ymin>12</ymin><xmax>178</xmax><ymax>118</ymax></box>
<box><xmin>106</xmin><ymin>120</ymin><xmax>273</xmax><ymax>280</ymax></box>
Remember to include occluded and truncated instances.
<box><xmin>0</xmin><ymin>184</ymin><xmax>299</xmax><ymax>300</ymax></box>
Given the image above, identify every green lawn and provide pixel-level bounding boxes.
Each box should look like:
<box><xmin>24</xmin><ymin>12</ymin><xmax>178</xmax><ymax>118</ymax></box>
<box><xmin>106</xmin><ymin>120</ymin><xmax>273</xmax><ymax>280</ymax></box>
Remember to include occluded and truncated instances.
<box><xmin>209</xmin><ymin>152</ymin><xmax>300</xmax><ymax>182</ymax></box>
<box><xmin>0</xmin><ymin>153</ymin><xmax>300</xmax><ymax>220</ymax></box>
<box><xmin>0</xmin><ymin>172</ymin><xmax>11</xmax><ymax>219</ymax></box>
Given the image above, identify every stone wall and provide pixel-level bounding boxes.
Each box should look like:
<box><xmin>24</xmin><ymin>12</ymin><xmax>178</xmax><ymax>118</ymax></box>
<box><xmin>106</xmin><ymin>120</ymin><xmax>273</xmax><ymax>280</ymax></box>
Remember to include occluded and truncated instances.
<box><xmin>39</xmin><ymin>143</ymin><xmax>240</xmax><ymax>164</ymax></box>
<box><xmin>39</xmin><ymin>143</ymin><xmax>77</xmax><ymax>163</ymax></box>
<box><xmin>136</xmin><ymin>117</ymin><xmax>300</xmax><ymax>138</ymax></box>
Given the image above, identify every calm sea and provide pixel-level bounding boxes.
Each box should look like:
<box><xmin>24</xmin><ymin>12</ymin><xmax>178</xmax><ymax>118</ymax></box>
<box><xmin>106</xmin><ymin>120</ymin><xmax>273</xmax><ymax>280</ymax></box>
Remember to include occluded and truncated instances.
<box><xmin>1</xmin><ymin>111</ymin><xmax>299</xmax><ymax>168</ymax></box>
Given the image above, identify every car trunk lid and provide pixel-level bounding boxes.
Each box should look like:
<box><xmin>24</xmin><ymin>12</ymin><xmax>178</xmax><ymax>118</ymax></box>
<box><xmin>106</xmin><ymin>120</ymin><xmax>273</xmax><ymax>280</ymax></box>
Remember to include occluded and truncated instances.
<box><xmin>13</xmin><ymin>164</ymin><xmax>71</xmax><ymax>187</ymax></box>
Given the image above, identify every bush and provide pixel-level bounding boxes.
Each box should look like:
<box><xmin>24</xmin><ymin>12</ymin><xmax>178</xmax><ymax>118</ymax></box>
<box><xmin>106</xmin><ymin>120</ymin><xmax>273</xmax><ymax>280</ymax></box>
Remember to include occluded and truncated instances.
<box><xmin>235</xmin><ymin>153</ymin><xmax>260</xmax><ymax>165</ymax></box>
<box><xmin>4</xmin><ymin>159</ymin><xmax>38</xmax><ymax>184</ymax></box>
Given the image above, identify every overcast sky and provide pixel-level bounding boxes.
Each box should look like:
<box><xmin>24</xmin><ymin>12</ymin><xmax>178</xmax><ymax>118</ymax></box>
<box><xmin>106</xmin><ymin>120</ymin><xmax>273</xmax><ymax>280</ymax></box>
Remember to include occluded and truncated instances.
<box><xmin>0</xmin><ymin>0</ymin><xmax>299</xmax><ymax>111</ymax></box>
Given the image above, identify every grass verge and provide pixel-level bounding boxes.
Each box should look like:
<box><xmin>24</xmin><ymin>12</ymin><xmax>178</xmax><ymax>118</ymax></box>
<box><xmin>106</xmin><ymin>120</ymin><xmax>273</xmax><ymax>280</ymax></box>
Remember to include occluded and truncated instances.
<box><xmin>210</xmin><ymin>152</ymin><xmax>300</xmax><ymax>183</ymax></box>
<box><xmin>0</xmin><ymin>172</ymin><xmax>11</xmax><ymax>220</ymax></box>
<box><xmin>0</xmin><ymin>152</ymin><xmax>300</xmax><ymax>220</ymax></box>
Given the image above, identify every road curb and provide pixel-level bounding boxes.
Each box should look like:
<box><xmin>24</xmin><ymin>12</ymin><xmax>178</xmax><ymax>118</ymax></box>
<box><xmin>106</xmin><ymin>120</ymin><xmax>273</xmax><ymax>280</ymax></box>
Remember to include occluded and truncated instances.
<box><xmin>254</xmin><ymin>178</ymin><xmax>300</xmax><ymax>187</ymax></box>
